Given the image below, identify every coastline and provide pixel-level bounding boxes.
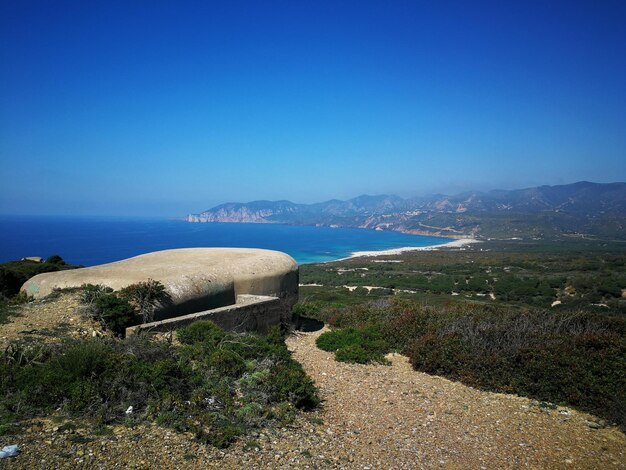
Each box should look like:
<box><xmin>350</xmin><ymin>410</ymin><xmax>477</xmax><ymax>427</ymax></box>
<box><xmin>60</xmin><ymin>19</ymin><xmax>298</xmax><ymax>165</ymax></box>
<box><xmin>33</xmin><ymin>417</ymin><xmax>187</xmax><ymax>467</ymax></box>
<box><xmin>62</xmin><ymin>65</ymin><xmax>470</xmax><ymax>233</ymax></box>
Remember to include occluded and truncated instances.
<box><xmin>332</xmin><ymin>238</ymin><xmax>480</xmax><ymax>262</ymax></box>
<box><xmin>397</xmin><ymin>228</ymin><xmax>467</xmax><ymax>239</ymax></box>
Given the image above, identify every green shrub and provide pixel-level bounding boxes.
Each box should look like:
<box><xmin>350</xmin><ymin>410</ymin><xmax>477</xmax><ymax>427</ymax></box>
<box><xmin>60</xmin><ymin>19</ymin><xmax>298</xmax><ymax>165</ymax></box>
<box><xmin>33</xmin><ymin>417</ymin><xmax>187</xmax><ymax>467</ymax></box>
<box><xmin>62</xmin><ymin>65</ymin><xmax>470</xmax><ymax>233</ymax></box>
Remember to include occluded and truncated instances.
<box><xmin>292</xmin><ymin>302</ymin><xmax>323</xmax><ymax>318</ymax></box>
<box><xmin>79</xmin><ymin>284</ymin><xmax>153</xmax><ymax>336</ymax></box>
<box><xmin>237</xmin><ymin>402</ymin><xmax>265</xmax><ymax>426</ymax></box>
<box><xmin>46</xmin><ymin>255</ymin><xmax>64</xmax><ymax>265</ymax></box>
<box><xmin>0</xmin><ymin>321</ymin><xmax>319</xmax><ymax>447</ymax></box>
<box><xmin>316</xmin><ymin>328</ymin><xmax>358</xmax><ymax>352</ymax></box>
<box><xmin>0</xmin><ymin>268</ymin><xmax>23</xmax><ymax>299</ymax></box>
<box><xmin>270</xmin><ymin>401</ymin><xmax>297</xmax><ymax>424</ymax></box>
<box><xmin>119</xmin><ymin>279</ymin><xmax>168</xmax><ymax>323</ymax></box>
<box><xmin>9</xmin><ymin>291</ymin><xmax>31</xmax><ymax>305</ymax></box>
<box><xmin>80</xmin><ymin>283</ymin><xmax>169</xmax><ymax>335</ymax></box>
<box><xmin>0</xmin><ymin>297</ymin><xmax>11</xmax><ymax>324</ymax></box>
<box><xmin>316</xmin><ymin>326</ymin><xmax>390</xmax><ymax>364</ymax></box>
<box><xmin>80</xmin><ymin>284</ymin><xmax>113</xmax><ymax>305</ymax></box>
<box><xmin>0</xmin><ymin>320</ymin><xmax>319</xmax><ymax>447</ymax></box>
<box><xmin>335</xmin><ymin>344</ymin><xmax>374</xmax><ymax>364</ymax></box>
<box><xmin>202</xmin><ymin>416</ymin><xmax>243</xmax><ymax>448</ymax></box>
<box><xmin>208</xmin><ymin>349</ymin><xmax>246</xmax><ymax>377</ymax></box>
<box><xmin>80</xmin><ymin>281</ymin><xmax>169</xmax><ymax>329</ymax></box>
<box><xmin>318</xmin><ymin>298</ymin><xmax>626</xmax><ymax>428</ymax></box>
<box><xmin>406</xmin><ymin>332</ymin><xmax>472</xmax><ymax>377</ymax></box>
<box><xmin>94</xmin><ymin>294</ymin><xmax>136</xmax><ymax>335</ymax></box>
<box><xmin>0</xmin><ymin>257</ymin><xmax>80</xmax><ymax>298</ymax></box>
<box><xmin>302</xmin><ymin>247</ymin><xmax>626</xmax><ymax>426</ymax></box>
<box><xmin>267</xmin><ymin>361</ymin><xmax>319</xmax><ymax>410</ymax></box>
<box><xmin>177</xmin><ymin>320</ymin><xmax>227</xmax><ymax>347</ymax></box>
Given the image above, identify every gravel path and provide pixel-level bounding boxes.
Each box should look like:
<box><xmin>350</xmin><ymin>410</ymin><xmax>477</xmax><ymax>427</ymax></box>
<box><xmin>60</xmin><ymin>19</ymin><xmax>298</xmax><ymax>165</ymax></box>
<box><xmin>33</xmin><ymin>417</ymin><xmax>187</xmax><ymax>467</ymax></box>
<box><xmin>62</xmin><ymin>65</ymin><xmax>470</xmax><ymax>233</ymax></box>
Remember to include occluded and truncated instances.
<box><xmin>2</xmin><ymin>306</ymin><xmax>625</xmax><ymax>469</ymax></box>
<box><xmin>285</xmin><ymin>328</ymin><xmax>626</xmax><ymax>469</ymax></box>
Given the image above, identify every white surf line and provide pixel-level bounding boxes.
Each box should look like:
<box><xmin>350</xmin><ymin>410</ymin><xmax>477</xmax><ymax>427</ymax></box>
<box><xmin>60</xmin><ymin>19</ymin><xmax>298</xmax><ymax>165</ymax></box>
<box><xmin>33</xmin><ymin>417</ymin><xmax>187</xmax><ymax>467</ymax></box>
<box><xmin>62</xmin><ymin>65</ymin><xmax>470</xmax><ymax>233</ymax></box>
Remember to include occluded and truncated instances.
<box><xmin>331</xmin><ymin>238</ymin><xmax>481</xmax><ymax>262</ymax></box>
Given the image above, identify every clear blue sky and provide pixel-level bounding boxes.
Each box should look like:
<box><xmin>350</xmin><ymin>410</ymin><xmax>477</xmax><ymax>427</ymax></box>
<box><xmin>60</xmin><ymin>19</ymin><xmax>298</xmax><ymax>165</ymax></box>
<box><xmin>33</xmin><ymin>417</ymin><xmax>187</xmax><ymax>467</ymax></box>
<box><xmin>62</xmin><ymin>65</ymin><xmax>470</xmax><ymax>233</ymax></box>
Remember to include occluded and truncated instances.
<box><xmin>1</xmin><ymin>1</ymin><xmax>625</xmax><ymax>216</ymax></box>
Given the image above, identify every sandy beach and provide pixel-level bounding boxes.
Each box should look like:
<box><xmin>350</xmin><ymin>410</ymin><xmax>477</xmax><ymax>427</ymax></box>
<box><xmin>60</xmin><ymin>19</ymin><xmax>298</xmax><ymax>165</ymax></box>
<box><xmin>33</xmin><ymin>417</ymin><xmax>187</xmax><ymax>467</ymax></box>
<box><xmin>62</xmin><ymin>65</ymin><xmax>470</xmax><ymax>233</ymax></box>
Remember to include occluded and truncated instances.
<box><xmin>335</xmin><ymin>238</ymin><xmax>480</xmax><ymax>261</ymax></box>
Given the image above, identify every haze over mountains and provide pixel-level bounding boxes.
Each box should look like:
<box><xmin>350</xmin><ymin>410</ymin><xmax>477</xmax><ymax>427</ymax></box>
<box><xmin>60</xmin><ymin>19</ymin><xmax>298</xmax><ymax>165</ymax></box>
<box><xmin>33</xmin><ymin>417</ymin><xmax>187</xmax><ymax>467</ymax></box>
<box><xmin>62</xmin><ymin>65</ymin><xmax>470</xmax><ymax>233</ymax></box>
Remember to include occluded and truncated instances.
<box><xmin>187</xmin><ymin>182</ymin><xmax>626</xmax><ymax>240</ymax></box>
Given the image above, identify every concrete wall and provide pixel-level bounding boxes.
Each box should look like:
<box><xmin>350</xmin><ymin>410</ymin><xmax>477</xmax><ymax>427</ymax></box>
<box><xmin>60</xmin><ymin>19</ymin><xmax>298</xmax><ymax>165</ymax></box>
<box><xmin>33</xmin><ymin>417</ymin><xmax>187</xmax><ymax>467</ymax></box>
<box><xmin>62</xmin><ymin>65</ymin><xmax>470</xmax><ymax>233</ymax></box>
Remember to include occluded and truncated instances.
<box><xmin>126</xmin><ymin>294</ymin><xmax>287</xmax><ymax>336</ymax></box>
<box><xmin>233</xmin><ymin>268</ymin><xmax>299</xmax><ymax>309</ymax></box>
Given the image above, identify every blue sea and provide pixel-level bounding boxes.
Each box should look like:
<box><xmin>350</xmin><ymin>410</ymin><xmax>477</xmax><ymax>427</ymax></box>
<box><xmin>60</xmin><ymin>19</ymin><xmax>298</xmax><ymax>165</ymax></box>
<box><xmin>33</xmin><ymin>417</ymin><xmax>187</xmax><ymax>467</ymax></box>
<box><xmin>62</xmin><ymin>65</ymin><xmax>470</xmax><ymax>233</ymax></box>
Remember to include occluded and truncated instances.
<box><xmin>0</xmin><ymin>216</ymin><xmax>450</xmax><ymax>266</ymax></box>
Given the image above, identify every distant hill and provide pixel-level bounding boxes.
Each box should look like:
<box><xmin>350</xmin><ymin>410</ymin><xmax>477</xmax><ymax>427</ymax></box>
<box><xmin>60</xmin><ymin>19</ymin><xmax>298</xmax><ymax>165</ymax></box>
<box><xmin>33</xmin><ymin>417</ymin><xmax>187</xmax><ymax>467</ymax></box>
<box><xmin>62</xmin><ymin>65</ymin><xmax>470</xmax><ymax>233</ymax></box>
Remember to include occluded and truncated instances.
<box><xmin>187</xmin><ymin>182</ymin><xmax>626</xmax><ymax>240</ymax></box>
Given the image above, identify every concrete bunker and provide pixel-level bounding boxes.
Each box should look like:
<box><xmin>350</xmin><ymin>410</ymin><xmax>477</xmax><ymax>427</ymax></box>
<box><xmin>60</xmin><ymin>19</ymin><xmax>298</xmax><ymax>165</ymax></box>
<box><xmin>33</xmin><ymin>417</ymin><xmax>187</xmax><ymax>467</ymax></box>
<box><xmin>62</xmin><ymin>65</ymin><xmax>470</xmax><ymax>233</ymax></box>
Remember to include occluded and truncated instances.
<box><xmin>21</xmin><ymin>248</ymin><xmax>299</xmax><ymax>335</ymax></box>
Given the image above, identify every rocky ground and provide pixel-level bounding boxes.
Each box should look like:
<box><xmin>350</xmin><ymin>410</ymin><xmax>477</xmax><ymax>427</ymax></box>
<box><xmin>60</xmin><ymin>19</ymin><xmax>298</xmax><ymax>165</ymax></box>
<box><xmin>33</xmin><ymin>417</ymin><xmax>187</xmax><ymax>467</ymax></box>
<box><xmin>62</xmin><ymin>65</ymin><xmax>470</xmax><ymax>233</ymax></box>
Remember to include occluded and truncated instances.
<box><xmin>285</xmin><ymin>330</ymin><xmax>626</xmax><ymax>469</ymax></box>
<box><xmin>1</xmin><ymin>296</ymin><xmax>625</xmax><ymax>469</ymax></box>
<box><xmin>0</xmin><ymin>291</ymin><xmax>104</xmax><ymax>350</ymax></box>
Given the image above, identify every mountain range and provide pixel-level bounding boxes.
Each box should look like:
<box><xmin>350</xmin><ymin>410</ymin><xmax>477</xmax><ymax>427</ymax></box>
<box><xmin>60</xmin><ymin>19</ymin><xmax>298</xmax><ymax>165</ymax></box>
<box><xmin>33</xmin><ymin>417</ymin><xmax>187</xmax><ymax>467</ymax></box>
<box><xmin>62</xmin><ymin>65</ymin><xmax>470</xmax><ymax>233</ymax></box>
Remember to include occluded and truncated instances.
<box><xmin>187</xmin><ymin>182</ymin><xmax>626</xmax><ymax>240</ymax></box>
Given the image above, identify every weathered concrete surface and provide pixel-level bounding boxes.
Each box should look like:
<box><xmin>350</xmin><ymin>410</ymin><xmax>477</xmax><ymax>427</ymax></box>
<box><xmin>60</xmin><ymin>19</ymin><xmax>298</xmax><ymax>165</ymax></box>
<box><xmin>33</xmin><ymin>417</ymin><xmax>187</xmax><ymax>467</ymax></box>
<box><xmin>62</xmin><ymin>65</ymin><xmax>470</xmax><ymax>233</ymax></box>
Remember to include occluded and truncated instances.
<box><xmin>21</xmin><ymin>248</ymin><xmax>298</xmax><ymax>320</ymax></box>
<box><xmin>126</xmin><ymin>294</ymin><xmax>284</xmax><ymax>336</ymax></box>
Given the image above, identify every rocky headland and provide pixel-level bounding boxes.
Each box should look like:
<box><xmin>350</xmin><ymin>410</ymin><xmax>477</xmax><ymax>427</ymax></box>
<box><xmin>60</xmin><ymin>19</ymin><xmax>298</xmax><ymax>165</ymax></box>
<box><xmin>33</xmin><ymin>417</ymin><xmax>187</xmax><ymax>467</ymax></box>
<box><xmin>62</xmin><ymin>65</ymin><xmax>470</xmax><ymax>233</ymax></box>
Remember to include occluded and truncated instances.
<box><xmin>186</xmin><ymin>181</ymin><xmax>626</xmax><ymax>240</ymax></box>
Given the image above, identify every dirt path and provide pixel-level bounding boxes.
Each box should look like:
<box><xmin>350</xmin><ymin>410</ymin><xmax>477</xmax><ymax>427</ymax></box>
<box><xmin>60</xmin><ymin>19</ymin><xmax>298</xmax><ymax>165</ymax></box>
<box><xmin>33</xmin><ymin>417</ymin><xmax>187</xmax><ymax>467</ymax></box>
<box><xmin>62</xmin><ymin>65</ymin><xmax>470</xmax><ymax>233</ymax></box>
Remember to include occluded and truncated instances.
<box><xmin>283</xmin><ymin>328</ymin><xmax>626</xmax><ymax>469</ymax></box>
<box><xmin>2</xmin><ymin>306</ymin><xmax>625</xmax><ymax>469</ymax></box>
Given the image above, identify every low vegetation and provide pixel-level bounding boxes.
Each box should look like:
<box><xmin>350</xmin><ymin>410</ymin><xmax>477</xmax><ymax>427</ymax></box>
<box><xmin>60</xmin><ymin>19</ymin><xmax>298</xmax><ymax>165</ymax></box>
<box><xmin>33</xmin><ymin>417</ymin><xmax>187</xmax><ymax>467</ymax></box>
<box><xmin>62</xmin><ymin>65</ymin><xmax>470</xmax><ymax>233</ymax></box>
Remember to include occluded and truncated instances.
<box><xmin>80</xmin><ymin>280</ymin><xmax>169</xmax><ymax>335</ymax></box>
<box><xmin>119</xmin><ymin>279</ymin><xmax>169</xmax><ymax>323</ymax></box>
<box><xmin>0</xmin><ymin>256</ymin><xmax>80</xmax><ymax>299</ymax></box>
<box><xmin>316</xmin><ymin>325</ymin><xmax>390</xmax><ymax>364</ymax></box>
<box><xmin>301</xmin><ymin>244</ymin><xmax>626</xmax><ymax>310</ymax></box>
<box><xmin>307</xmin><ymin>298</ymin><xmax>626</xmax><ymax>428</ymax></box>
<box><xmin>300</xmin><ymin>241</ymin><xmax>626</xmax><ymax>429</ymax></box>
<box><xmin>0</xmin><ymin>320</ymin><xmax>318</xmax><ymax>446</ymax></box>
<box><xmin>0</xmin><ymin>293</ymin><xmax>30</xmax><ymax>325</ymax></box>
<box><xmin>0</xmin><ymin>256</ymin><xmax>81</xmax><ymax>324</ymax></box>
